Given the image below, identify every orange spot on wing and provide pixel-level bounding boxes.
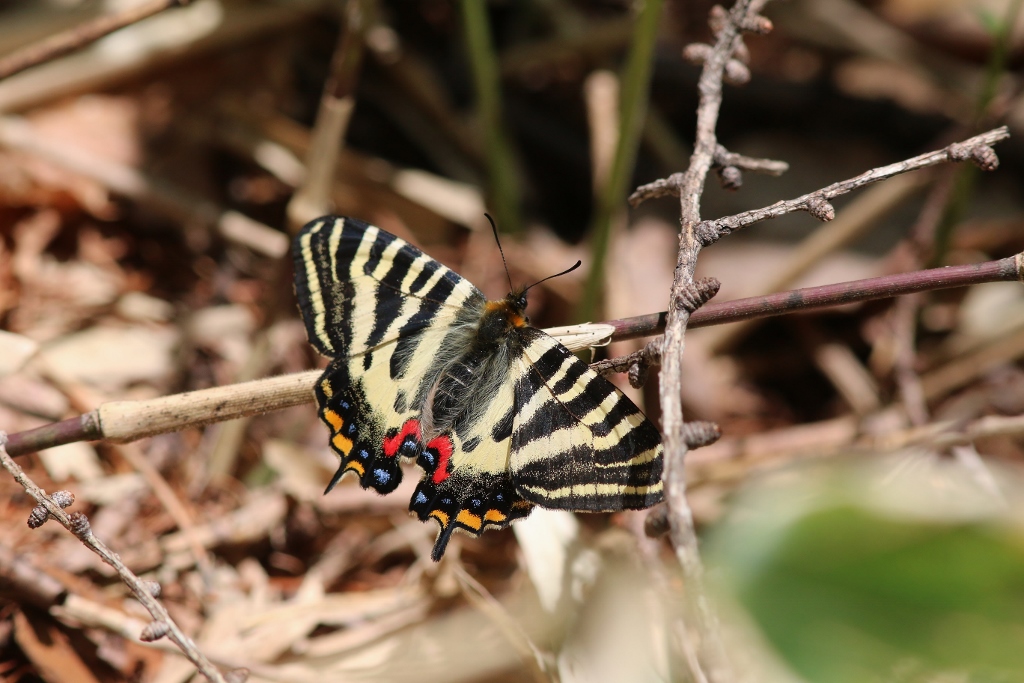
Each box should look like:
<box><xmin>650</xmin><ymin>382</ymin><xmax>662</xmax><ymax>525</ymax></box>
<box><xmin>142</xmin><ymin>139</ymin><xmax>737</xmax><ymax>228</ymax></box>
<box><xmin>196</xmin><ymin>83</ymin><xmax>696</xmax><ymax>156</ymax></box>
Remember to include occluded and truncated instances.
<box><xmin>484</xmin><ymin>509</ymin><xmax>507</xmax><ymax>524</ymax></box>
<box><xmin>456</xmin><ymin>510</ymin><xmax>482</xmax><ymax>530</ymax></box>
<box><xmin>430</xmin><ymin>510</ymin><xmax>450</xmax><ymax>527</ymax></box>
<box><xmin>345</xmin><ymin>461</ymin><xmax>365</xmax><ymax>475</ymax></box>
<box><xmin>322</xmin><ymin>409</ymin><xmax>344</xmax><ymax>431</ymax></box>
<box><xmin>332</xmin><ymin>433</ymin><xmax>354</xmax><ymax>455</ymax></box>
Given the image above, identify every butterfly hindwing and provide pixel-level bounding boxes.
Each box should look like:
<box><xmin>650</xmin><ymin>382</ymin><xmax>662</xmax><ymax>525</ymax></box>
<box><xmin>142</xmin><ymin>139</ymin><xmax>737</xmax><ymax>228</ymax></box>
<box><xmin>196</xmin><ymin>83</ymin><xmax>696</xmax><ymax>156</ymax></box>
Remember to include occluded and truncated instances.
<box><xmin>509</xmin><ymin>328</ymin><xmax>664</xmax><ymax>511</ymax></box>
<box><xmin>408</xmin><ymin>373</ymin><xmax>533</xmax><ymax>561</ymax></box>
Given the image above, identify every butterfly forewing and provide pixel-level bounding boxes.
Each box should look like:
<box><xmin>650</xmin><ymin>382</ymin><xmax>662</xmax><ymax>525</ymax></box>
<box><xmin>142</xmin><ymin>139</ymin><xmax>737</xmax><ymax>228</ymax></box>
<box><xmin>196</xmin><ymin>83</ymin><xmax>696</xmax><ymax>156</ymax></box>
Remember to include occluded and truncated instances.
<box><xmin>295</xmin><ymin>216</ymin><xmax>481</xmax><ymax>357</ymax></box>
<box><xmin>294</xmin><ymin>215</ymin><xmax>664</xmax><ymax>561</ymax></box>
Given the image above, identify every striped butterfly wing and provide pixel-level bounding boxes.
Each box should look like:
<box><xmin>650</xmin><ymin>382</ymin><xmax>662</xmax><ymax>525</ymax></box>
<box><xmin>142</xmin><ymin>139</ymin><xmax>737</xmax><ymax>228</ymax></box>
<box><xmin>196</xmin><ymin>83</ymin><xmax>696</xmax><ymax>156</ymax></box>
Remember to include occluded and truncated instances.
<box><xmin>295</xmin><ymin>216</ymin><xmax>534</xmax><ymax>559</ymax></box>
<box><xmin>509</xmin><ymin>328</ymin><xmax>664</xmax><ymax>510</ymax></box>
<box><xmin>407</xmin><ymin>375</ymin><xmax>534</xmax><ymax>561</ymax></box>
<box><xmin>294</xmin><ymin>216</ymin><xmax>483</xmax><ymax>494</ymax></box>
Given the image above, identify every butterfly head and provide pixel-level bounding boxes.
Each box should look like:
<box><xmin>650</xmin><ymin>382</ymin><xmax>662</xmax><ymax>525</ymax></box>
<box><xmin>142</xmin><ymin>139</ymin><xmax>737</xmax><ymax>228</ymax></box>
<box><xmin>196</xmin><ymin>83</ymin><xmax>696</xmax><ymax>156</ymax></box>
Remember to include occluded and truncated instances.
<box><xmin>507</xmin><ymin>288</ymin><xmax>529</xmax><ymax>318</ymax></box>
<box><xmin>481</xmin><ymin>291</ymin><xmax>530</xmax><ymax>343</ymax></box>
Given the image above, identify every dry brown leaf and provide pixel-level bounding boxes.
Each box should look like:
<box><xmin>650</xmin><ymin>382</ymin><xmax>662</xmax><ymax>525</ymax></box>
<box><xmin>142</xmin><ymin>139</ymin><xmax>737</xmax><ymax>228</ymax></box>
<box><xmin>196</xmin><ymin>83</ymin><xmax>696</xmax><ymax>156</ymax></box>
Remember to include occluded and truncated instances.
<box><xmin>36</xmin><ymin>324</ymin><xmax>179</xmax><ymax>390</ymax></box>
<box><xmin>19</xmin><ymin>96</ymin><xmax>141</xmax><ymax>217</ymax></box>
<box><xmin>0</xmin><ymin>330</ymin><xmax>37</xmax><ymax>376</ymax></box>
<box><xmin>13</xmin><ymin>608</ymin><xmax>106</xmax><ymax>683</ymax></box>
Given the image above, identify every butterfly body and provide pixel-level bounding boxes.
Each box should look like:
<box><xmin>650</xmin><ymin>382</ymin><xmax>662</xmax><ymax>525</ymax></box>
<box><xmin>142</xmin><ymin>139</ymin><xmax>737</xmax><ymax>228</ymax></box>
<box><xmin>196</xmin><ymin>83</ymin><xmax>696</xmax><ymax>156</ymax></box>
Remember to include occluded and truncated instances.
<box><xmin>294</xmin><ymin>216</ymin><xmax>663</xmax><ymax>560</ymax></box>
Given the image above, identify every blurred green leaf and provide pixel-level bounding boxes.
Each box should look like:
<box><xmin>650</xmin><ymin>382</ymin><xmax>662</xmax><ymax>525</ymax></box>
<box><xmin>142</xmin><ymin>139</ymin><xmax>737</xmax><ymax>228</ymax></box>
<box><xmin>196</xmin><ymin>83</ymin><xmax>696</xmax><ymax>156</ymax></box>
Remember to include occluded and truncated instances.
<box><xmin>707</xmin><ymin>459</ymin><xmax>1024</xmax><ymax>683</ymax></box>
<box><xmin>975</xmin><ymin>8</ymin><xmax>1001</xmax><ymax>36</ymax></box>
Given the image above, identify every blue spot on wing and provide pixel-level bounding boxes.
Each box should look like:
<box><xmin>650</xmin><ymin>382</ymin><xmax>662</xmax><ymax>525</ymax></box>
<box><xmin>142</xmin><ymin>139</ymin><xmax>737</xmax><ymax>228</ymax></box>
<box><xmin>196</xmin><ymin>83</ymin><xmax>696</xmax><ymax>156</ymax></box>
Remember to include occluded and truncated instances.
<box><xmin>415</xmin><ymin>491</ymin><xmax>428</xmax><ymax>505</ymax></box>
<box><xmin>374</xmin><ymin>469</ymin><xmax>391</xmax><ymax>485</ymax></box>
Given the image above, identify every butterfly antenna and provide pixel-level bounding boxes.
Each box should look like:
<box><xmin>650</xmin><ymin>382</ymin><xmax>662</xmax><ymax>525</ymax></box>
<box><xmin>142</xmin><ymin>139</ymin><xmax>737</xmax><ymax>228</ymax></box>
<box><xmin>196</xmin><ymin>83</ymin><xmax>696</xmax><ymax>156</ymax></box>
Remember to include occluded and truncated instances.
<box><xmin>485</xmin><ymin>213</ymin><xmax>515</xmax><ymax>294</ymax></box>
<box><xmin>524</xmin><ymin>259</ymin><xmax>583</xmax><ymax>293</ymax></box>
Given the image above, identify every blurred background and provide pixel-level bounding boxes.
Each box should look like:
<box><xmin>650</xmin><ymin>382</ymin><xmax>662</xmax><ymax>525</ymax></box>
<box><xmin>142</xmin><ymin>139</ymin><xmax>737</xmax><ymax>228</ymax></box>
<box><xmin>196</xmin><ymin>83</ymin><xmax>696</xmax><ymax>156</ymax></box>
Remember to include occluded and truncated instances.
<box><xmin>1</xmin><ymin>0</ymin><xmax>1024</xmax><ymax>681</ymax></box>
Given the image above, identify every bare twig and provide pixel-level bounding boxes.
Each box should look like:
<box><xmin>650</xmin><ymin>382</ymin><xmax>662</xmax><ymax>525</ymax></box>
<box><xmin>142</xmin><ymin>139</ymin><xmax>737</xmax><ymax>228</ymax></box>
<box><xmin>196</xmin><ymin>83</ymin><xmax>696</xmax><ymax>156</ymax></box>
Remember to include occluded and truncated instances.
<box><xmin>0</xmin><ymin>433</ymin><xmax>240</xmax><ymax>683</ymax></box>
<box><xmin>0</xmin><ymin>0</ymin><xmax>190</xmax><ymax>81</ymax></box>
<box><xmin>602</xmin><ymin>252</ymin><xmax>1024</xmax><ymax>343</ymax></box>
<box><xmin>693</xmin><ymin>127</ymin><xmax>1007</xmax><ymax>240</ymax></box>
<box><xmin>713</xmin><ymin>144</ymin><xmax>788</xmax><ymax>176</ymax></box>
<box><xmin>654</xmin><ymin>4</ymin><xmax>775</xmax><ymax>682</ymax></box>
<box><xmin>703</xmin><ymin>172</ymin><xmax>926</xmax><ymax>353</ymax></box>
<box><xmin>642</xmin><ymin>6</ymin><xmax>1008</xmax><ymax>680</ymax></box>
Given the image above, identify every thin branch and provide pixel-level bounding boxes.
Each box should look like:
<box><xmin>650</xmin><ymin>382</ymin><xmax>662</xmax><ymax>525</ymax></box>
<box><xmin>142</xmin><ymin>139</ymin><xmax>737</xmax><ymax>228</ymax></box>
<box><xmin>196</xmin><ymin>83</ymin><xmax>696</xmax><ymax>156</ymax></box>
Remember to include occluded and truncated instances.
<box><xmin>696</xmin><ymin>127</ymin><xmax>1008</xmax><ymax>240</ymax></box>
<box><xmin>657</xmin><ymin>4</ymin><xmax>773</xmax><ymax>682</ymax></box>
<box><xmin>603</xmin><ymin>252</ymin><xmax>1023</xmax><ymax>343</ymax></box>
<box><xmin>0</xmin><ymin>434</ymin><xmax>242</xmax><ymax>683</ymax></box>
<box><xmin>713</xmin><ymin>144</ymin><xmax>788</xmax><ymax>175</ymax></box>
<box><xmin>0</xmin><ymin>0</ymin><xmax>191</xmax><ymax>81</ymax></box>
<box><xmin>632</xmin><ymin>127</ymin><xmax>1006</xmax><ymax>212</ymax></box>
<box><xmin>644</xmin><ymin>4</ymin><xmax>1008</xmax><ymax>678</ymax></box>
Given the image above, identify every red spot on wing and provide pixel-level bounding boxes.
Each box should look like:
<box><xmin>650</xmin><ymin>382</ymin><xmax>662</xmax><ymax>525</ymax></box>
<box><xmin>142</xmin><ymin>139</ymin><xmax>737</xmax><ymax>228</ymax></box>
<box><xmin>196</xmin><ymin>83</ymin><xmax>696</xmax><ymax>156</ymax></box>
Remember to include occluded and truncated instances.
<box><xmin>383</xmin><ymin>419</ymin><xmax>420</xmax><ymax>457</ymax></box>
<box><xmin>427</xmin><ymin>434</ymin><xmax>454</xmax><ymax>484</ymax></box>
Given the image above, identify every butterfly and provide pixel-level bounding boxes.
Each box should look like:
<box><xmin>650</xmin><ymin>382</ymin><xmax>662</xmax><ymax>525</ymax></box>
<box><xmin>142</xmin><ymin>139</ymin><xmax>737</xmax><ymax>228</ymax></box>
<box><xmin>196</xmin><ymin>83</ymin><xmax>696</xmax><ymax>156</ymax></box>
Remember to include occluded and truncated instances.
<box><xmin>293</xmin><ymin>216</ymin><xmax>663</xmax><ymax>560</ymax></box>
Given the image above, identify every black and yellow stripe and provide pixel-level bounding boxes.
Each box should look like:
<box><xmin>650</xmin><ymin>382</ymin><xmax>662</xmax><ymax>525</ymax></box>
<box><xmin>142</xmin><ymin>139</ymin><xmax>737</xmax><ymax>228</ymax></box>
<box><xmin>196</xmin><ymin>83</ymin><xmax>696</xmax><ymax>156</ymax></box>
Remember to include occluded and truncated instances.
<box><xmin>509</xmin><ymin>328</ymin><xmax>663</xmax><ymax>510</ymax></box>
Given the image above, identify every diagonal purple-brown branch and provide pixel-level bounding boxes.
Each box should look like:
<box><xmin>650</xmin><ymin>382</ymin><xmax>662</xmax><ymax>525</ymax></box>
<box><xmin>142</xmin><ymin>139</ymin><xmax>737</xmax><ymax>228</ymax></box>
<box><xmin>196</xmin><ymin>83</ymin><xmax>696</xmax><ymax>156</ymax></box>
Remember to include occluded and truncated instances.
<box><xmin>592</xmin><ymin>253</ymin><xmax>1023</xmax><ymax>374</ymax></box>
<box><xmin>0</xmin><ymin>0</ymin><xmax>191</xmax><ymax>82</ymax></box>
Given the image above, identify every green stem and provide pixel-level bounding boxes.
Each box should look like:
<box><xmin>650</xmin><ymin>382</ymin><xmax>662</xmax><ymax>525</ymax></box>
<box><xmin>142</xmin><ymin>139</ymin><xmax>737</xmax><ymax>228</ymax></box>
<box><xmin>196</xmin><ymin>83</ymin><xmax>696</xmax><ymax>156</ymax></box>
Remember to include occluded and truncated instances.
<box><xmin>577</xmin><ymin>0</ymin><xmax>664</xmax><ymax>322</ymax></box>
<box><xmin>460</xmin><ymin>0</ymin><xmax>522</xmax><ymax>235</ymax></box>
<box><xmin>932</xmin><ymin>0</ymin><xmax>1021</xmax><ymax>265</ymax></box>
